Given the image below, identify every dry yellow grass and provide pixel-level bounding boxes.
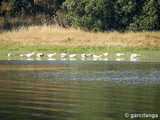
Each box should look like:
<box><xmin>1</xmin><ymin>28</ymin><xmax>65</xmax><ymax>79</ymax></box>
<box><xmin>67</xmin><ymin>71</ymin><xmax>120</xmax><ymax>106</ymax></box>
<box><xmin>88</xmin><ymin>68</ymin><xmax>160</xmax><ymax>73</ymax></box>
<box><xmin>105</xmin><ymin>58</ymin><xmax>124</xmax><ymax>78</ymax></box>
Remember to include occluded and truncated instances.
<box><xmin>0</xmin><ymin>25</ymin><xmax>160</xmax><ymax>47</ymax></box>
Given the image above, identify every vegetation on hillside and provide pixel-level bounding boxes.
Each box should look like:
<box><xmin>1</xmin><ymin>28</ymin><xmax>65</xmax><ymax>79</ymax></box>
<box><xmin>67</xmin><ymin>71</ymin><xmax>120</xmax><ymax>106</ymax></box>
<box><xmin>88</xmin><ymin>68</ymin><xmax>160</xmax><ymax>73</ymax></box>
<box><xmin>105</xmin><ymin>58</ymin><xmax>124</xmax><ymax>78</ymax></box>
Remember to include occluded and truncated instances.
<box><xmin>0</xmin><ymin>0</ymin><xmax>160</xmax><ymax>32</ymax></box>
<box><xmin>63</xmin><ymin>0</ymin><xmax>160</xmax><ymax>31</ymax></box>
<box><xmin>0</xmin><ymin>25</ymin><xmax>160</xmax><ymax>47</ymax></box>
<box><xmin>0</xmin><ymin>0</ymin><xmax>65</xmax><ymax>30</ymax></box>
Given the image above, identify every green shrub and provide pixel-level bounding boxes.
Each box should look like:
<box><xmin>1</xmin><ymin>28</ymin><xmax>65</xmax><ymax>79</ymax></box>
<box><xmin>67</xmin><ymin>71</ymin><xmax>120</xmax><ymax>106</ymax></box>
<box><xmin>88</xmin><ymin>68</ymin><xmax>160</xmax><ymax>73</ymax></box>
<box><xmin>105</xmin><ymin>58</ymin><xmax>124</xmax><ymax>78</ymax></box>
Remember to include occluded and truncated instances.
<box><xmin>62</xmin><ymin>0</ymin><xmax>115</xmax><ymax>31</ymax></box>
<box><xmin>63</xmin><ymin>0</ymin><xmax>160</xmax><ymax>31</ymax></box>
<box><xmin>128</xmin><ymin>0</ymin><xmax>160</xmax><ymax>31</ymax></box>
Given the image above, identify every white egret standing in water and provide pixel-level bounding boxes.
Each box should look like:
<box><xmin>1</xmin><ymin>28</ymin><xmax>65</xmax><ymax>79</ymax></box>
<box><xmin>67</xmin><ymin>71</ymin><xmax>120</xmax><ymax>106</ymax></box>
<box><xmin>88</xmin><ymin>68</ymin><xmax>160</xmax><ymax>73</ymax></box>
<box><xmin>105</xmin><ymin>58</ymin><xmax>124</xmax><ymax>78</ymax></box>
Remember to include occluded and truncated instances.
<box><xmin>8</xmin><ymin>53</ymin><xmax>12</xmax><ymax>57</ymax></box>
<box><xmin>130</xmin><ymin>54</ymin><xmax>141</xmax><ymax>59</ymax></box>
<box><xmin>20</xmin><ymin>53</ymin><xmax>26</xmax><ymax>57</ymax></box>
<box><xmin>26</xmin><ymin>52</ymin><xmax>35</xmax><ymax>57</ymax></box>
<box><xmin>37</xmin><ymin>53</ymin><xmax>44</xmax><ymax>58</ymax></box>
<box><xmin>130</xmin><ymin>54</ymin><xmax>141</xmax><ymax>61</ymax></box>
<box><xmin>116</xmin><ymin>53</ymin><xmax>124</xmax><ymax>57</ymax></box>
<box><xmin>69</xmin><ymin>54</ymin><xmax>77</xmax><ymax>58</ymax></box>
<box><xmin>60</xmin><ymin>53</ymin><xmax>69</xmax><ymax>58</ymax></box>
<box><xmin>103</xmin><ymin>53</ymin><xmax>109</xmax><ymax>57</ymax></box>
<box><xmin>47</xmin><ymin>53</ymin><xmax>57</xmax><ymax>57</ymax></box>
<box><xmin>91</xmin><ymin>53</ymin><xmax>103</xmax><ymax>59</ymax></box>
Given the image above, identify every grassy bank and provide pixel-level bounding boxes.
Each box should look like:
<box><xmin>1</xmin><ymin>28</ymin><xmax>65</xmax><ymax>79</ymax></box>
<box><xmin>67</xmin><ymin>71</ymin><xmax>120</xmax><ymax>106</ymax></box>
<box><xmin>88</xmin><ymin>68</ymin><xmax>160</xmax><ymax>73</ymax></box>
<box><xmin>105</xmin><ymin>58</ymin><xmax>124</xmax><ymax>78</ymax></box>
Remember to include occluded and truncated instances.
<box><xmin>0</xmin><ymin>25</ymin><xmax>160</xmax><ymax>61</ymax></box>
<box><xmin>0</xmin><ymin>25</ymin><xmax>160</xmax><ymax>47</ymax></box>
<box><xmin>0</xmin><ymin>45</ymin><xmax>160</xmax><ymax>54</ymax></box>
<box><xmin>0</xmin><ymin>45</ymin><xmax>160</xmax><ymax>62</ymax></box>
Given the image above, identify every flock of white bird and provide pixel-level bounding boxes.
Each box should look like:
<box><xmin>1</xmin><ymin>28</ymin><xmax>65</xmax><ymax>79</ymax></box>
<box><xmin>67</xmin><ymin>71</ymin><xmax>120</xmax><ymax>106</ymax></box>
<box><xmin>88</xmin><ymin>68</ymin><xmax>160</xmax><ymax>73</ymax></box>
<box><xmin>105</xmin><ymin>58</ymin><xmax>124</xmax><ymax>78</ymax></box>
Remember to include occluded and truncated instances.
<box><xmin>7</xmin><ymin>52</ymin><xmax>141</xmax><ymax>61</ymax></box>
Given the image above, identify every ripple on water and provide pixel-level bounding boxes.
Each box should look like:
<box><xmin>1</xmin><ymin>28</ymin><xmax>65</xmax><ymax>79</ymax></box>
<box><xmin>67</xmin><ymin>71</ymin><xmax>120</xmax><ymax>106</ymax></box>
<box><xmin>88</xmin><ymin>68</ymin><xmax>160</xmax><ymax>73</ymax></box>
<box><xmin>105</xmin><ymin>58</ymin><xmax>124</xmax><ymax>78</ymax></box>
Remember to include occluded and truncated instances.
<box><xmin>0</xmin><ymin>61</ymin><xmax>160</xmax><ymax>120</ymax></box>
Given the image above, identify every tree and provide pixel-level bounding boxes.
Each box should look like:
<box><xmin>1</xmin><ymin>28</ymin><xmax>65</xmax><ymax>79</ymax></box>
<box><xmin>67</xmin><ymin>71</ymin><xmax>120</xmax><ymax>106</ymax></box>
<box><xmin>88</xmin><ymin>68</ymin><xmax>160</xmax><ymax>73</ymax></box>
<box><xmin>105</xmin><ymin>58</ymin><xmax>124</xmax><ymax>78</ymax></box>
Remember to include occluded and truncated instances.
<box><xmin>9</xmin><ymin>0</ymin><xmax>34</xmax><ymax>16</ymax></box>
<box><xmin>34</xmin><ymin>0</ymin><xmax>65</xmax><ymax>16</ymax></box>
<box><xmin>63</xmin><ymin>0</ymin><xmax>115</xmax><ymax>31</ymax></box>
<box><xmin>128</xmin><ymin>0</ymin><xmax>160</xmax><ymax>31</ymax></box>
<box><xmin>114</xmin><ymin>0</ymin><xmax>144</xmax><ymax>31</ymax></box>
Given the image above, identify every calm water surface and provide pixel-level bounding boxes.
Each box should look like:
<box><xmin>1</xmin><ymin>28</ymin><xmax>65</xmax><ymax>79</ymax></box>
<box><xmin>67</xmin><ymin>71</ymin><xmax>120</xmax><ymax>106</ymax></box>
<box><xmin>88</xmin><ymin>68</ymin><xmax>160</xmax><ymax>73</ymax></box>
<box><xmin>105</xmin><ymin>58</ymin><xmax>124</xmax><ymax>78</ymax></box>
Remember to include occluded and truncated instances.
<box><xmin>0</xmin><ymin>61</ymin><xmax>160</xmax><ymax>120</ymax></box>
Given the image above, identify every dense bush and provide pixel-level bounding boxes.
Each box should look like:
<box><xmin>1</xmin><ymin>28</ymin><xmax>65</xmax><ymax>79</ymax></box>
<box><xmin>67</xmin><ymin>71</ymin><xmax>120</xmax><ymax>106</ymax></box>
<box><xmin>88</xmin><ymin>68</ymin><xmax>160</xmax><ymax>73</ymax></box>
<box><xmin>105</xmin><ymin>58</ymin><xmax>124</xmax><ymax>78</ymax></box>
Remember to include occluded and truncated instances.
<box><xmin>128</xmin><ymin>0</ymin><xmax>160</xmax><ymax>31</ymax></box>
<box><xmin>62</xmin><ymin>0</ymin><xmax>115</xmax><ymax>31</ymax></box>
<box><xmin>63</xmin><ymin>0</ymin><xmax>160</xmax><ymax>31</ymax></box>
<box><xmin>0</xmin><ymin>0</ymin><xmax>65</xmax><ymax>30</ymax></box>
<box><xmin>0</xmin><ymin>0</ymin><xmax>65</xmax><ymax>17</ymax></box>
<box><xmin>0</xmin><ymin>0</ymin><xmax>160</xmax><ymax>31</ymax></box>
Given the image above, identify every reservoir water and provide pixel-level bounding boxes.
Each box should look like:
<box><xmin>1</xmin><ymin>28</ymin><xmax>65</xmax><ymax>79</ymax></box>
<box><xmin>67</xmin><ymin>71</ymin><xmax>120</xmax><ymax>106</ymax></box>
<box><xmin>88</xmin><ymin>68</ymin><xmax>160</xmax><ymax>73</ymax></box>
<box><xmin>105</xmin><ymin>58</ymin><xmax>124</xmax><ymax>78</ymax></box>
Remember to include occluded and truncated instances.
<box><xmin>0</xmin><ymin>60</ymin><xmax>160</xmax><ymax>120</ymax></box>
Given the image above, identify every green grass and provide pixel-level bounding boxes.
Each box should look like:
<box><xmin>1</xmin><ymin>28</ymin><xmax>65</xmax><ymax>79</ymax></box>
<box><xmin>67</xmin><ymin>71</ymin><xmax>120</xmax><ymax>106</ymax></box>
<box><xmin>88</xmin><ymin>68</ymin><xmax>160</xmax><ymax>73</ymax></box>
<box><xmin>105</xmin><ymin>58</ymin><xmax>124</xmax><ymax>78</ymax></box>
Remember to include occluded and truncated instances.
<box><xmin>0</xmin><ymin>45</ymin><xmax>160</xmax><ymax>62</ymax></box>
<box><xmin>0</xmin><ymin>45</ymin><xmax>160</xmax><ymax>53</ymax></box>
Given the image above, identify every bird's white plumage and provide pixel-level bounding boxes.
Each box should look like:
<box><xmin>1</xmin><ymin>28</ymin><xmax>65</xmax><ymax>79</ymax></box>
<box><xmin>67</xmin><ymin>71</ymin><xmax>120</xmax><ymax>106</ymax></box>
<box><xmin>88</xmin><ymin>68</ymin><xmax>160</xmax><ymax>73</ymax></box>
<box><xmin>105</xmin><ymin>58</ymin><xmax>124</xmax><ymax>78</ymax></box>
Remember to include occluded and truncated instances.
<box><xmin>130</xmin><ymin>54</ymin><xmax>141</xmax><ymax>58</ymax></box>
<box><xmin>47</xmin><ymin>53</ymin><xmax>57</xmax><ymax>57</ymax></box>
<box><xmin>81</xmin><ymin>54</ymin><xmax>87</xmax><ymax>58</ymax></box>
<box><xmin>26</xmin><ymin>52</ymin><xmax>35</xmax><ymax>57</ymax></box>
<box><xmin>37</xmin><ymin>53</ymin><xmax>44</xmax><ymax>57</ymax></box>
<box><xmin>60</xmin><ymin>53</ymin><xmax>69</xmax><ymax>57</ymax></box>
<box><xmin>103</xmin><ymin>53</ymin><xmax>109</xmax><ymax>57</ymax></box>
<box><xmin>8</xmin><ymin>53</ymin><xmax>12</xmax><ymax>57</ymax></box>
<box><xmin>20</xmin><ymin>54</ymin><xmax>26</xmax><ymax>57</ymax></box>
<box><xmin>116</xmin><ymin>53</ymin><xmax>124</xmax><ymax>56</ymax></box>
<box><xmin>91</xmin><ymin>54</ymin><xmax>103</xmax><ymax>58</ymax></box>
<box><xmin>69</xmin><ymin>54</ymin><xmax>77</xmax><ymax>58</ymax></box>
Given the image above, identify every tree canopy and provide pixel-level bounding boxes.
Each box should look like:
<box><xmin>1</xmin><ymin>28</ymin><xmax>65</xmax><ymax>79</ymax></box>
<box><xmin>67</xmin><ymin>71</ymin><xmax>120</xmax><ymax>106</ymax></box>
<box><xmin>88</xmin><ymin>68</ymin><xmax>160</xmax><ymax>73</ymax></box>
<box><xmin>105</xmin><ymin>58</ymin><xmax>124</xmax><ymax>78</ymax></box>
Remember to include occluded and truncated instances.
<box><xmin>0</xmin><ymin>0</ymin><xmax>160</xmax><ymax>31</ymax></box>
<box><xmin>63</xmin><ymin>0</ymin><xmax>160</xmax><ymax>31</ymax></box>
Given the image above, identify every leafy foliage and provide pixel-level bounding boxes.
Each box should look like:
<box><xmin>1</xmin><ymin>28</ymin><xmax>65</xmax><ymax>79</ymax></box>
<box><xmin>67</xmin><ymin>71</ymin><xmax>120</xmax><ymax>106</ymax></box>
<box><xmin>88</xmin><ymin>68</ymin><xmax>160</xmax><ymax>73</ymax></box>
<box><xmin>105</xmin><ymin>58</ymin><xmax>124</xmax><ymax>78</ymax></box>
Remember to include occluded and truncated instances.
<box><xmin>62</xmin><ymin>0</ymin><xmax>115</xmax><ymax>31</ymax></box>
<box><xmin>0</xmin><ymin>0</ymin><xmax>65</xmax><ymax>17</ymax></box>
<box><xmin>0</xmin><ymin>0</ymin><xmax>65</xmax><ymax>30</ymax></box>
<box><xmin>128</xmin><ymin>0</ymin><xmax>160</xmax><ymax>31</ymax></box>
<box><xmin>0</xmin><ymin>0</ymin><xmax>160</xmax><ymax>31</ymax></box>
<box><xmin>63</xmin><ymin>0</ymin><xmax>160</xmax><ymax>31</ymax></box>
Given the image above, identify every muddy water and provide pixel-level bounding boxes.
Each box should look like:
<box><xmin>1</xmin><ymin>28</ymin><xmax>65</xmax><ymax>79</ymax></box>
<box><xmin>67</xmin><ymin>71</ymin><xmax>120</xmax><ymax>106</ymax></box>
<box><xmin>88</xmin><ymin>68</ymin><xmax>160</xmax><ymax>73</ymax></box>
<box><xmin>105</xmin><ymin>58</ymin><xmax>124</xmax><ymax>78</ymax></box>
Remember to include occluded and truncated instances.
<box><xmin>0</xmin><ymin>61</ymin><xmax>160</xmax><ymax>120</ymax></box>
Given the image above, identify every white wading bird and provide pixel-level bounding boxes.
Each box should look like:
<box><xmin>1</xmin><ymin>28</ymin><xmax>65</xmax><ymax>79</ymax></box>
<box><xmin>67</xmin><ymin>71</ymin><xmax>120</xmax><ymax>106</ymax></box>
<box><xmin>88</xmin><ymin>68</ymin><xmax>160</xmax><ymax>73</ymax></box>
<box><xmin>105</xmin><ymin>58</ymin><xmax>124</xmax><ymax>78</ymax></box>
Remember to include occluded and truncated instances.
<box><xmin>26</xmin><ymin>52</ymin><xmax>35</xmax><ymax>57</ymax></box>
<box><xmin>81</xmin><ymin>53</ymin><xmax>93</xmax><ymax>58</ymax></box>
<box><xmin>91</xmin><ymin>53</ymin><xmax>103</xmax><ymax>59</ymax></box>
<box><xmin>37</xmin><ymin>53</ymin><xmax>44</xmax><ymax>57</ymax></box>
<box><xmin>60</xmin><ymin>53</ymin><xmax>69</xmax><ymax>58</ymax></box>
<box><xmin>103</xmin><ymin>53</ymin><xmax>109</xmax><ymax>57</ymax></box>
<box><xmin>47</xmin><ymin>53</ymin><xmax>57</xmax><ymax>57</ymax></box>
<box><xmin>81</xmin><ymin>54</ymin><xmax>87</xmax><ymax>58</ymax></box>
<box><xmin>116</xmin><ymin>53</ymin><xmax>124</xmax><ymax>57</ymax></box>
<box><xmin>20</xmin><ymin>53</ymin><xmax>26</xmax><ymax>57</ymax></box>
<box><xmin>8</xmin><ymin>53</ymin><xmax>12</xmax><ymax>57</ymax></box>
<box><xmin>130</xmin><ymin>54</ymin><xmax>141</xmax><ymax>61</ymax></box>
<box><xmin>69</xmin><ymin>54</ymin><xmax>77</xmax><ymax>58</ymax></box>
<box><xmin>130</xmin><ymin>54</ymin><xmax>141</xmax><ymax>59</ymax></box>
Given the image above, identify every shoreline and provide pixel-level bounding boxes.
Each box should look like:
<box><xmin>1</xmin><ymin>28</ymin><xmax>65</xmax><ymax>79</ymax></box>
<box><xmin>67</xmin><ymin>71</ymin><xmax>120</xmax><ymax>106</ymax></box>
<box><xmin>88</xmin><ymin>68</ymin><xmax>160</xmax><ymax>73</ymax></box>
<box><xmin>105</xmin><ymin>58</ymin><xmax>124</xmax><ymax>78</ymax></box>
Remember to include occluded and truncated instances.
<box><xmin>0</xmin><ymin>45</ymin><xmax>160</xmax><ymax>62</ymax></box>
<box><xmin>0</xmin><ymin>25</ymin><xmax>160</xmax><ymax>62</ymax></box>
<box><xmin>1</xmin><ymin>45</ymin><xmax>160</xmax><ymax>53</ymax></box>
